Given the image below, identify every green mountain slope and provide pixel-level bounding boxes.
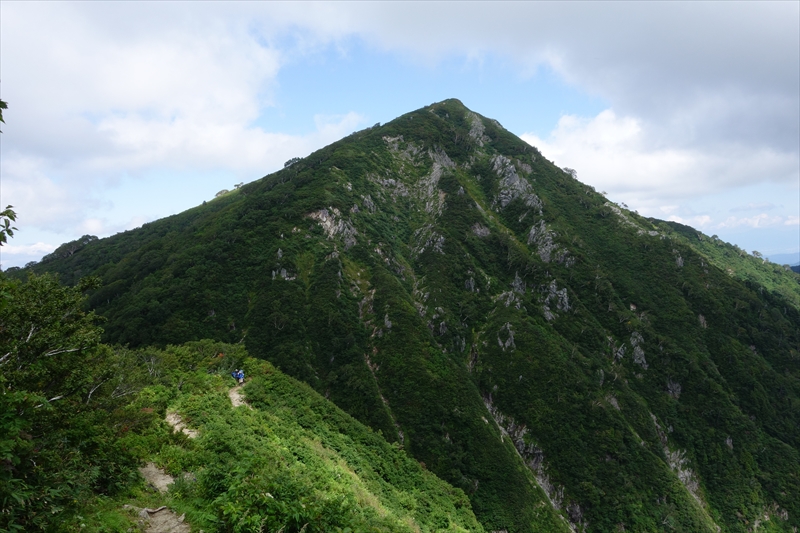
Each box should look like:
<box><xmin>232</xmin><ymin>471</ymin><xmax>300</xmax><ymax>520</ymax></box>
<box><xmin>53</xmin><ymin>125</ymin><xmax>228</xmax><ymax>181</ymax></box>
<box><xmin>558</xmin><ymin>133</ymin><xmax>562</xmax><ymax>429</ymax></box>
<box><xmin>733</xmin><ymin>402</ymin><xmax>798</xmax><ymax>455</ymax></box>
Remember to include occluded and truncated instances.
<box><xmin>651</xmin><ymin>219</ymin><xmax>800</xmax><ymax>309</ymax></box>
<box><xmin>23</xmin><ymin>99</ymin><xmax>800</xmax><ymax>532</ymax></box>
<box><xmin>146</xmin><ymin>343</ymin><xmax>487</xmax><ymax>533</ymax></box>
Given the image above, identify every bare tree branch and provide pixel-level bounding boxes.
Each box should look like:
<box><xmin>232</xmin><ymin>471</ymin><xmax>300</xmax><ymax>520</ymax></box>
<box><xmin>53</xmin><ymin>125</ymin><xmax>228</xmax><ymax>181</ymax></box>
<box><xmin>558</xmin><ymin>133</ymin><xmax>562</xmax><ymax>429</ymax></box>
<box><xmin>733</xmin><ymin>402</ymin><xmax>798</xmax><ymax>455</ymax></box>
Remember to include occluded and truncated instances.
<box><xmin>86</xmin><ymin>378</ymin><xmax>111</xmax><ymax>404</ymax></box>
<box><xmin>43</xmin><ymin>347</ymin><xmax>82</xmax><ymax>358</ymax></box>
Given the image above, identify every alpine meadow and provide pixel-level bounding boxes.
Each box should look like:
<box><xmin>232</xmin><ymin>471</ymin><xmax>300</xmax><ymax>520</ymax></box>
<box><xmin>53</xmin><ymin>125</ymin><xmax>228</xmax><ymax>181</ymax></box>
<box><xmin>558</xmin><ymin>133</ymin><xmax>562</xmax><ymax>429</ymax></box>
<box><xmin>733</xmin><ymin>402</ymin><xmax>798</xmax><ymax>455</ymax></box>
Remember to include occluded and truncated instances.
<box><xmin>3</xmin><ymin>99</ymin><xmax>800</xmax><ymax>532</ymax></box>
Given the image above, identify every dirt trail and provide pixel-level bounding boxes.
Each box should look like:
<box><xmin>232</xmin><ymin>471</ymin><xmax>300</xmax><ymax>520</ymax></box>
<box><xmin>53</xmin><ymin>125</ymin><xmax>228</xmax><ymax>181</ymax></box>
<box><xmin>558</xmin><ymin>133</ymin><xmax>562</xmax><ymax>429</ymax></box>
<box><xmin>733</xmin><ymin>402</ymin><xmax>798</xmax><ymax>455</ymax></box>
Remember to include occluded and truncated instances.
<box><xmin>142</xmin><ymin>507</ymin><xmax>191</xmax><ymax>533</ymax></box>
<box><xmin>228</xmin><ymin>384</ymin><xmax>251</xmax><ymax>408</ymax></box>
<box><xmin>135</xmin><ymin>463</ymin><xmax>191</xmax><ymax>532</ymax></box>
<box><xmin>165</xmin><ymin>411</ymin><xmax>199</xmax><ymax>438</ymax></box>
<box><xmin>129</xmin><ymin>385</ymin><xmax>247</xmax><ymax>531</ymax></box>
<box><xmin>139</xmin><ymin>462</ymin><xmax>174</xmax><ymax>493</ymax></box>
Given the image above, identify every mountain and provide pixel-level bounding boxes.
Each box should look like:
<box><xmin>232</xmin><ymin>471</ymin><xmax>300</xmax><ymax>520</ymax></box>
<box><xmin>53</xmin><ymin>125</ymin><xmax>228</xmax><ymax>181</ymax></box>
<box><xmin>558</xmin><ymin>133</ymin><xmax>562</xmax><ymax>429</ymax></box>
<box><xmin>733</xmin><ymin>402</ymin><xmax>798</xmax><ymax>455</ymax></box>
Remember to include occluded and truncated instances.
<box><xmin>21</xmin><ymin>99</ymin><xmax>800</xmax><ymax>532</ymax></box>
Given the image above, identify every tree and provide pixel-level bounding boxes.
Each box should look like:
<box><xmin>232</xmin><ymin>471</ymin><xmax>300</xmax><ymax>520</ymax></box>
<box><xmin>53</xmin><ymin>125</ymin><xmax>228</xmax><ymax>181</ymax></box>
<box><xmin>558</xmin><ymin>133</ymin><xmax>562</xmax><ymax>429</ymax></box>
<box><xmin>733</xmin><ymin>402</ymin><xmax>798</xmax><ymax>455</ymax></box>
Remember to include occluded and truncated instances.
<box><xmin>0</xmin><ymin>100</ymin><xmax>17</xmax><ymax>246</ymax></box>
<box><xmin>0</xmin><ymin>274</ymin><xmax>135</xmax><ymax>531</ymax></box>
<box><xmin>0</xmin><ymin>205</ymin><xmax>17</xmax><ymax>247</ymax></box>
<box><xmin>0</xmin><ymin>274</ymin><xmax>102</xmax><ymax>391</ymax></box>
<box><xmin>0</xmin><ymin>100</ymin><xmax>16</xmax><ymax>246</ymax></box>
<box><xmin>0</xmin><ymin>98</ymin><xmax>7</xmax><ymax>132</ymax></box>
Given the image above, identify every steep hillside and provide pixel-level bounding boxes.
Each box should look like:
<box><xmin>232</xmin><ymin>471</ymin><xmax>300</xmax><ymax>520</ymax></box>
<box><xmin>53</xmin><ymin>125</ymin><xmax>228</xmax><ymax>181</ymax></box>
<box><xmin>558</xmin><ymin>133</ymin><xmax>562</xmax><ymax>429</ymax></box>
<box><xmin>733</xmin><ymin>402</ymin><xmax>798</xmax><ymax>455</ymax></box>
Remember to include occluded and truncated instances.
<box><xmin>652</xmin><ymin>219</ymin><xmax>800</xmax><ymax>309</ymax></box>
<box><xmin>23</xmin><ymin>99</ymin><xmax>800</xmax><ymax>532</ymax></box>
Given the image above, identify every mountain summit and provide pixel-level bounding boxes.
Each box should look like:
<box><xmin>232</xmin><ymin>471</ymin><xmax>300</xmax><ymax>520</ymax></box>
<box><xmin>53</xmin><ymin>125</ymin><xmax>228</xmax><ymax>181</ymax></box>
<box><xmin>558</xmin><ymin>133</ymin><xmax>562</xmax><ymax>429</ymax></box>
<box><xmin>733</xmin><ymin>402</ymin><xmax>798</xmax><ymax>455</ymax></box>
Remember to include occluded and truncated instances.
<box><xmin>27</xmin><ymin>99</ymin><xmax>800</xmax><ymax>532</ymax></box>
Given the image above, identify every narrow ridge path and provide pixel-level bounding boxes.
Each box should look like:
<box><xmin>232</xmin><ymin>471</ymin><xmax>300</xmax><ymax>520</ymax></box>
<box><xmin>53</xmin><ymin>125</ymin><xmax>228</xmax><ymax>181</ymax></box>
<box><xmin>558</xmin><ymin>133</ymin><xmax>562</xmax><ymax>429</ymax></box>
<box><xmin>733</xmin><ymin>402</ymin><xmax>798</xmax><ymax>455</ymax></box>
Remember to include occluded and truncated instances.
<box><xmin>128</xmin><ymin>382</ymin><xmax>248</xmax><ymax>532</ymax></box>
<box><xmin>136</xmin><ymin>463</ymin><xmax>191</xmax><ymax>532</ymax></box>
<box><xmin>229</xmin><ymin>383</ymin><xmax>251</xmax><ymax>408</ymax></box>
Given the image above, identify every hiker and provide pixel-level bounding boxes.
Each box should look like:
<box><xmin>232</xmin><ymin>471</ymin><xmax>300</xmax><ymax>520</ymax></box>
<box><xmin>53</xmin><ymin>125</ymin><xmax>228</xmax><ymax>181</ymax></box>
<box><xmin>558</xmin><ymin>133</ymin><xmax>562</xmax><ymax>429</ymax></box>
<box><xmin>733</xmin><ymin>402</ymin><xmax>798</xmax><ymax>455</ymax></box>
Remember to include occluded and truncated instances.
<box><xmin>231</xmin><ymin>369</ymin><xmax>244</xmax><ymax>384</ymax></box>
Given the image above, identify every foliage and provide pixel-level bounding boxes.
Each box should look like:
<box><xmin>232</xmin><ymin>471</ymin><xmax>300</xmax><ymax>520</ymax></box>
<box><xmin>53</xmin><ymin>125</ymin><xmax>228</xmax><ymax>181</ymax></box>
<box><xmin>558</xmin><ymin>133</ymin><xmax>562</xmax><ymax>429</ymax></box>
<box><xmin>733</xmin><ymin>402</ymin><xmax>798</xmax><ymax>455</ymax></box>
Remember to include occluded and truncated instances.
<box><xmin>0</xmin><ymin>206</ymin><xmax>17</xmax><ymax>247</ymax></box>
<box><xmin>0</xmin><ymin>273</ymin><xmax>148</xmax><ymax>532</ymax></box>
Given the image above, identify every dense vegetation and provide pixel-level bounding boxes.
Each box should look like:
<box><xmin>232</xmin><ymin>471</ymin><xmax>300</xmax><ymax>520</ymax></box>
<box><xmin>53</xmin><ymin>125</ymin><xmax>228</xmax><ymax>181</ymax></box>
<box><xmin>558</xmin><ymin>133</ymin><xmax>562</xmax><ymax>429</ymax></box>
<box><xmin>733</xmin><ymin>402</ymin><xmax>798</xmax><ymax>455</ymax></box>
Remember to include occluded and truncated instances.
<box><xmin>0</xmin><ymin>273</ymin><xmax>484</xmax><ymax>532</ymax></box>
<box><xmin>13</xmin><ymin>99</ymin><xmax>800</xmax><ymax>532</ymax></box>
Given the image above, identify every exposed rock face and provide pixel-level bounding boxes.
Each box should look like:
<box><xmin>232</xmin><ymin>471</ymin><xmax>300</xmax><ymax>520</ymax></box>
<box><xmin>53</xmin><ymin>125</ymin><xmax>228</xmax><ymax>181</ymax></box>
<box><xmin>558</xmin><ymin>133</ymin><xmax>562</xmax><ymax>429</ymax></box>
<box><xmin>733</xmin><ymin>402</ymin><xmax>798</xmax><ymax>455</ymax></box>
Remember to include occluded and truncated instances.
<box><xmin>651</xmin><ymin>413</ymin><xmax>716</xmax><ymax>526</ymax></box>
<box><xmin>383</xmin><ymin>134</ymin><xmax>423</xmax><ymax>163</ymax></box>
<box><xmin>308</xmin><ymin>208</ymin><xmax>358</xmax><ymax>250</ymax></box>
<box><xmin>362</xmin><ymin>194</ymin><xmax>376</xmax><ymax>213</ymax></box>
<box><xmin>466</xmin><ymin>111</ymin><xmax>489</xmax><ymax>147</ymax></box>
<box><xmin>471</xmin><ymin>223</ymin><xmax>490</xmax><ymax>237</ymax></box>
<box><xmin>511</xmin><ymin>272</ymin><xmax>526</xmax><ymax>295</ymax></box>
<box><xmin>604</xmin><ymin>201</ymin><xmax>661</xmax><ymax>237</ymax></box>
<box><xmin>497</xmin><ymin>322</ymin><xmax>516</xmax><ymax>351</ymax></box>
<box><xmin>495</xmin><ymin>289</ymin><xmax>523</xmax><ymax>310</ymax></box>
<box><xmin>417</xmin><ymin>148</ymin><xmax>454</xmax><ymax>216</ymax></box>
<box><xmin>667</xmin><ymin>379</ymin><xmax>682</xmax><ymax>399</ymax></box>
<box><xmin>491</xmin><ymin>155</ymin><xmax>543</xmax><ymax>211</ymax></box>
<box><xmin>541</xmin><ymin>280</ymin><xmax>569</xmax><ymax>321</ymax></box>
<box><xmin>631</xmin><ymin>331</ymin><xmax>646</xmax><ymax>369</ymax></box>
<box><xmin>465</xmin><ymin>277</ymin><xmax>476</xmax><ymax>292</ymax></box>
<box><xmin>527</xmin><ymin>221</ymin><xmax>557</xmax><ymax>263</ymax></box>
<box><xmin>412</xmin><ymin>224</ymin><xmax>446</xmax><ymax>256</ymax></box>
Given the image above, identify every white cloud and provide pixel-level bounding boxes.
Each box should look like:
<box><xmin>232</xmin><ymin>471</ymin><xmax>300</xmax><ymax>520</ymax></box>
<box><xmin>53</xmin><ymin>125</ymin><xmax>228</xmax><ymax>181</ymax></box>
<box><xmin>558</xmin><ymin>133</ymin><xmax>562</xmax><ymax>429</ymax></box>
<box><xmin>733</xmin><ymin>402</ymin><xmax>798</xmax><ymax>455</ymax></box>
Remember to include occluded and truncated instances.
<box><xmin>79</xmin><ymin>219</ymin><xmax>108</xmax><ymax>235</ymax></box>
<box><xmin>717</xmin><ymin>214</ymin><xmax>788</xmax><ymax>229</ymax></box>
<box><xmin>730</xmin><ymin>202</ymin><xmax>777</xmax><ymax>212</ymax></box>
<box><xmin>1</xmin><ymin>111</ymin><xmax>364</xmax><ymax>239</ymax></box>
<box><xmin>668</xmin><ymin>215</ymin><xmax>713</xmax><ymax>228</ymax></box>
<box><xmin>523</xmin><ymin>110</ymin><xmax>697</xmax><ymax>199</ymax></box>
<box><xmin>0</xmin><ymin>242</ymin><xmax>57</xmax><ymax>256</ymax></box>
<box><xmin>0</xmin><ymin>3</ymin><xmax>367</xmax><ymax>240</ymax></box>
<box><xmin>521</xmin><ymin>109</ymin><xmax>799</xmax><ymax>214</ymax></box>
<box><xmin>265</xmin><ymin>3</ymin><xmax>798</xmax><ymax>149</ymax></box>
<box><xmin>0</xmin><ymin>153</ymin><xmax>92</xmax><ymax>229</ymax></box>
<box><xmin>3</xmin><ymin>3</ymin><xmax>282</xmax><ymax>171</ymax></box>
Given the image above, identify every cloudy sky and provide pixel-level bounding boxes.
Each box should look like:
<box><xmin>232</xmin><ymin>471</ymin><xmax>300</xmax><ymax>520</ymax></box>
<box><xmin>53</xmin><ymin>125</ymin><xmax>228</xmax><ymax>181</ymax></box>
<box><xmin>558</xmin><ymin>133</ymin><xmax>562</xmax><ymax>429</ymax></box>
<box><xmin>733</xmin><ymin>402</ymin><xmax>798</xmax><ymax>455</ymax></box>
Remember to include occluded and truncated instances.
<box><xmin>1</xmin><ymin>2</ymin><xmax>798</xmax><ymax>268</ymax></box>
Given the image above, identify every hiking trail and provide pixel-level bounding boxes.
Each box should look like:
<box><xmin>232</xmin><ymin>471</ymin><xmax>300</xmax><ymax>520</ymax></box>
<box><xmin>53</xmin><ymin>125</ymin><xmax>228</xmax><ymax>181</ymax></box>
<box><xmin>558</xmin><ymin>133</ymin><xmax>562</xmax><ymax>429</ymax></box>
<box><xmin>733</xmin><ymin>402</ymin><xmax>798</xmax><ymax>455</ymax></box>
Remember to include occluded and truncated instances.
<box><xmin>128</xmin><ymin>382</ymin><xmax>248</xmax><ymax>531</ymax></box>
<box><xmin>228</xmin><ymin>383</ymin><xmax>251</xmax><ymax>408</ymax></box>
<box><xmin>135</xmin><ymin>463</ymin><xmax>191</xmax><ymax>533</ymax></box>
<box><xmin>165</xmin><ymin>411</ymin><xmax>199</xmax><ymax>438</ymax></box>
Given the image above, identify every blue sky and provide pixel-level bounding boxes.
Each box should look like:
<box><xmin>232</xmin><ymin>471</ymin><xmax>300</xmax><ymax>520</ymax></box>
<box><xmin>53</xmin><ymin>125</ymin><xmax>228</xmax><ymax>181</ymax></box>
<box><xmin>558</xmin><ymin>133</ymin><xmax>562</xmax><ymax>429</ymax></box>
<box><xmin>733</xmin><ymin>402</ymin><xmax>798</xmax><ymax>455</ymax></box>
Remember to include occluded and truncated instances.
<box><xmin>263</xmin><ymin>41</ymin><xmax>607</xmax><ymax>137</ymax></box>
<box><xmin>1</xmin><ymin>2</ymin><xmax>798</xmax><ymax>268</ymax></box>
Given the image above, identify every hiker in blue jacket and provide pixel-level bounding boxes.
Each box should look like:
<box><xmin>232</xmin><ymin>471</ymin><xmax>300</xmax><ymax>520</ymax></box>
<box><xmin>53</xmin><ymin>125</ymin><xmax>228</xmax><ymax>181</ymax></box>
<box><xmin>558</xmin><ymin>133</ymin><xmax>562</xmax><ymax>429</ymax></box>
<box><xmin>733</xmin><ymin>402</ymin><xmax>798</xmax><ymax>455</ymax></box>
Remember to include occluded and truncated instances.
<box><xmin>231</xmin><ymin>369</ymin><xmax>244</xmax><ymax>384</ymax></box>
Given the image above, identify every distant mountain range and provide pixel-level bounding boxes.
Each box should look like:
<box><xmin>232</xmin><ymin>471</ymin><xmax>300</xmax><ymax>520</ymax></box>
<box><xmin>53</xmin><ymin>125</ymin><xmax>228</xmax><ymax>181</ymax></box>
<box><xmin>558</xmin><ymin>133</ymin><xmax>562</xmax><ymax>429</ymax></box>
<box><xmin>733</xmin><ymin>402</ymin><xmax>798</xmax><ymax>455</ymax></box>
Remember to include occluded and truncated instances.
<box><xmin>19</xmin><ymin>99</ymin><xmax>800</xmax><ymax>532</ymax></box>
